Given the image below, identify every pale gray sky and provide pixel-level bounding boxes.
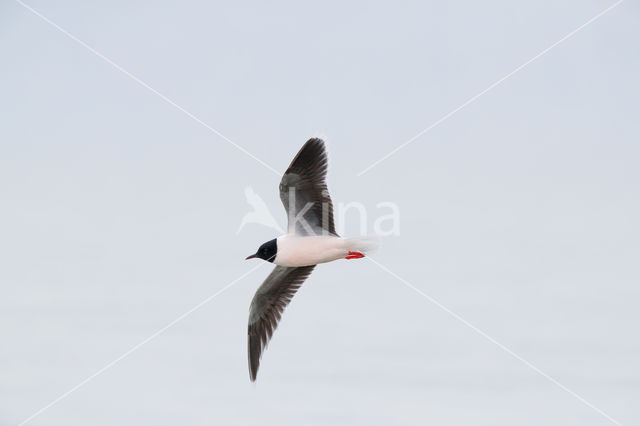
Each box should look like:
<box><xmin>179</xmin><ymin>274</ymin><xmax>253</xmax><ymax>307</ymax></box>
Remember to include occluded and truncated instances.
<box><xmin>1</xmin><ymin>1</ymin><xmax>639</xmax><ymax>425</ymax></box>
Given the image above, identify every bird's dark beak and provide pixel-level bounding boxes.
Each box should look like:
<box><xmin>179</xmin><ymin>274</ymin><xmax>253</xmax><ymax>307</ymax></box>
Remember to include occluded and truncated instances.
<box><xmin>245</xmin><ymin>254</ymin><xmax>258</xmax><ymax>260</ymax></box>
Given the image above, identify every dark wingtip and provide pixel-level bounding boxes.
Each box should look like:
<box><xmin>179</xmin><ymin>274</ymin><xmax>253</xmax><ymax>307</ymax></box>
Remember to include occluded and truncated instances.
<box><xmin>306</xmin><ymin>137</ymin><xmax>325</xmax><ymax>146</ymax></box>
<box><xmin>249</xmin><ymin>352</ymin><xmax>259</xmax><ymax>381</ymax></box>
<box><xmin>248</xmin><ymin>325</ymin><xmax>261</xmax><ymax>382</ymax></box>
<box><xmin>287</xmin><ymin>138</ymin><xmax>327</xmax><ymax>172</ymax></box>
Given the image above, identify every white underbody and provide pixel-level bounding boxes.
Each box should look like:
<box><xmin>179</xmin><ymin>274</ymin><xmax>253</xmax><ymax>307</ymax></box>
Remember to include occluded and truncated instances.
<box><xmin>274</xmin><ymin>234</ymin><xmax>351</xmax><ymax>267</ymax></box>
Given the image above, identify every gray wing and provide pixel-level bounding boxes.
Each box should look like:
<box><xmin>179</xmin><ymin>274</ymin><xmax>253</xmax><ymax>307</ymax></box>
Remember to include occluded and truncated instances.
<box><xmin>248</xmin><ymin>265</ymin><xmax>315</xmax><ymax>381</ymax></box>
<box><xmin>279</xmin><ymin>138</ymin><xmax>338</xmax><ymax>236</ymax></box>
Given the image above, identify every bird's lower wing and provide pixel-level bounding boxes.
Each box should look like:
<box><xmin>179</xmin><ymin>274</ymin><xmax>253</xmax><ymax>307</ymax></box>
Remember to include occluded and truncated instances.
<box><xmin>248</xmin><ymin>265</ymin><xmax>315</xmax><ymax>381</ymax></box>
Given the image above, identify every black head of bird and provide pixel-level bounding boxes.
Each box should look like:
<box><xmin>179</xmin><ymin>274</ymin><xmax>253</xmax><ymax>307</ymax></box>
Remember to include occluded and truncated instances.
<box><xmin>245</xmin><ymin>238</ymin><xmax>277</xmax><ymax>262</ymax></box>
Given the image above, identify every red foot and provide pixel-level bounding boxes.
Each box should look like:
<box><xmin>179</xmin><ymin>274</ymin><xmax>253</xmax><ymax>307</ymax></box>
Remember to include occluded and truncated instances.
<box><xmin>345</xmin><ymin>251</ymin><xmax>365</xmax><ymax>260</ymax></box>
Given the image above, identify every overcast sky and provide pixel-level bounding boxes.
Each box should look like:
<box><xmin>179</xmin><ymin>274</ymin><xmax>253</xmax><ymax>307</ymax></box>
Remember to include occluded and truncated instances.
<box><xmin>1</xmin><ymin>1</ymin><xmax>639</xmax><ymax>425</ymax></box>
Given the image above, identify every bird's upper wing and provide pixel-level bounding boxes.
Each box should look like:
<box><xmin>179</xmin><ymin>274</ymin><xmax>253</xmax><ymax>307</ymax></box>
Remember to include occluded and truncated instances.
<box><xmin>279</xmin><ymin>138</ymin><xmax>337</xmax><ymax>236</ymax></box>
<box><xmin>248</xmin><ymin>265</ymin><xmax>315</xmax><ymax>381</ymax></box>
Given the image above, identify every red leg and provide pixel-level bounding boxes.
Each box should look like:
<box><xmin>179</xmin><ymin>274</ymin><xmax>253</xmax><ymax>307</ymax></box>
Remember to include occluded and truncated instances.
<box><xmin>345</xmin><ymin>251</ymin><xmax>365</xmax><ymax>260</ymax></box>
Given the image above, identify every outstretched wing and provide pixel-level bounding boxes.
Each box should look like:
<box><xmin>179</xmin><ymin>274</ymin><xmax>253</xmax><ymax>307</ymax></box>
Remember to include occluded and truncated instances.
<box><xmin>248</xmin><ymin>265</ymin><xmax>315</xmax><ymax>381</ymax></box>
<box><xmin>279</xmin><ymin>138</ymin><xmax>337</xmax><ymax>236</ymax></box>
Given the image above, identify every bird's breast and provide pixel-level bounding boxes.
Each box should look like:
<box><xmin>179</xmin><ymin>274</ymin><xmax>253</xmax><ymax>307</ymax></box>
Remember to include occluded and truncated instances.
<box><xmin>274</xmin><ymin>235</ymin><xmax>347</xmax><ymax>267</ymax></box>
